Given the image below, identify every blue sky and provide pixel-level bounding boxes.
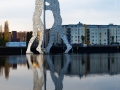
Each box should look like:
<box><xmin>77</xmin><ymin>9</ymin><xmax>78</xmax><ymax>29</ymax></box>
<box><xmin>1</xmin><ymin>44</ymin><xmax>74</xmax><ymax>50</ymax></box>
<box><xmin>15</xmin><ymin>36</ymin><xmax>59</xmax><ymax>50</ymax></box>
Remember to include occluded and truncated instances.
<box><xmin>0</xmin><ymin>0</ymin><xmax>120</xmax><ymax>31</ymax></box>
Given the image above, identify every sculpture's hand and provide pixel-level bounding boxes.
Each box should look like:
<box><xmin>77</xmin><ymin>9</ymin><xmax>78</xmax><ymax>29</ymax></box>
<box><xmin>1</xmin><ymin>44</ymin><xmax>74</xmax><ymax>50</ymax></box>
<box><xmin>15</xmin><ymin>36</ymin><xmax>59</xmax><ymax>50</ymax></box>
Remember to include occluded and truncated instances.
<box><xmin>45</xmin><ymin>0</ymin><xmax>51</xmax><ymax>3</ymax></box>
<box><xmin>45</xmin><ymin>0</ymin><xmax>52</xmax><ymax>10</ymax></box>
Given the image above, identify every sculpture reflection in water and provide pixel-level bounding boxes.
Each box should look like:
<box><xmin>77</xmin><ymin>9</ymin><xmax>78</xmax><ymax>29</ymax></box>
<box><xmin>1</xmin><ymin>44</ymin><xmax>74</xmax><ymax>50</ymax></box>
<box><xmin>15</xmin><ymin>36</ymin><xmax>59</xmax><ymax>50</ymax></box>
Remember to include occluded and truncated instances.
<box><xmin>46</xmin><ymin>54</ymin><xmax>71</xmax><ymax>90</ymax></box>
<box><xmin>26</xmin><ymin>54</ymin><xmax>44</xmax><ymax>90</ymax></box>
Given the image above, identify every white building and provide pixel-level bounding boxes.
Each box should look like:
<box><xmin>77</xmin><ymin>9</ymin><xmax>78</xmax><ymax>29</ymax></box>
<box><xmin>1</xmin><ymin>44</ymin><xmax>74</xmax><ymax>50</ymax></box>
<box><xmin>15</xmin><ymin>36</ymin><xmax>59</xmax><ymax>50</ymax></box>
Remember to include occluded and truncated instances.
<box><xmin>49</xmin><ymin>22</ymin><xmax>120</xmax><ymax>46</ymax></box>
<box><xmin>64</xmin><ymin>22</ymin><xmax>85</xmax><ymax>45</ymax></box>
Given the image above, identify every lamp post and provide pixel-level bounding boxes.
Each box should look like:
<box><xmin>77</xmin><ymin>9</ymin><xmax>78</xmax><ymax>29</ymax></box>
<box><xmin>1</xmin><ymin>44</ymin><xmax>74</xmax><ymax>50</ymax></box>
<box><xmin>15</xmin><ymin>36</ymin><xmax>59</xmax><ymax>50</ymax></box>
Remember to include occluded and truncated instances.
<box><xmin>42</xmin><ymin>0</ymin><xmax>46</xmax><ymax>49</ymax></box>
<box><xmin>43</xmin><ymin>1</ymin><xmax>47</xmax><ymax>90</ymax></box>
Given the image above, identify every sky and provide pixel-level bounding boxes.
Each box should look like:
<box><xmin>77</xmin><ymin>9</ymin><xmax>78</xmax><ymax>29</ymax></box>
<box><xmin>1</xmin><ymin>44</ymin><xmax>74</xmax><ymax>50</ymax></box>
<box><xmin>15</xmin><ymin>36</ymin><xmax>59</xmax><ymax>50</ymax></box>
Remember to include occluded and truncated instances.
<box><xmin>0</xmin><ymin>0</ymin><xmax>120</xmax><ymax>31</ymax></box>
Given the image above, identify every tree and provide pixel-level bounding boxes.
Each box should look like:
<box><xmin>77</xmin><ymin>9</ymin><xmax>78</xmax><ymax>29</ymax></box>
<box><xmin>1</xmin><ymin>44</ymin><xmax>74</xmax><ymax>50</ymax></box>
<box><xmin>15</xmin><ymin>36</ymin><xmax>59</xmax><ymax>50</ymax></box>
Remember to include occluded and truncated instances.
<box><xmin>0</xmin><ymin>38</ymin><xmax>6</xmax><ymax>46</ymax></box>
<box><xmin>81</xmin><ymin>35</ymin><xmax>85</xmax><ymax>43</ymax></box>
<box><xmin>4</xmin><ymin>21</ymin><xmax>9</xmax><ymax>42</ymax></box>
<box><xmin>0</xmin><ymin>25</ymin><xmax>6</xmax><ymax>46</ymax></box>
<box><xmin>0</xmin><ymin>25</ymin><xmax>2</xmax><ymax>39</ymax></box>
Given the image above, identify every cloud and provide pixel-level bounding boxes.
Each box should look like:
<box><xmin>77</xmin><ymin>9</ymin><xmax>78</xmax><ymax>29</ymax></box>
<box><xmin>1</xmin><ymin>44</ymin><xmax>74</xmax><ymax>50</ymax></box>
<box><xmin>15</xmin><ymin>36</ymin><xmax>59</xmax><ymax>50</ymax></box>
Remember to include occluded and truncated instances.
<box><xmin>0</xmin><ymin>0</ymin><xmax>35</xmax><ymax>31</ymax></box>
<box><xmin>62</xmin><ymin>8</ymin><xmax>120</xmax><ymax>25</ymax></box>
<box><xmin>0</xmin><ymin>0</ymin><xmax>34</xmax><ymax>18</ymax></box>
<box><xmin>0</xmin><ymin>0</ymin><xmax>120</xmax><ymax>31</ymax></box>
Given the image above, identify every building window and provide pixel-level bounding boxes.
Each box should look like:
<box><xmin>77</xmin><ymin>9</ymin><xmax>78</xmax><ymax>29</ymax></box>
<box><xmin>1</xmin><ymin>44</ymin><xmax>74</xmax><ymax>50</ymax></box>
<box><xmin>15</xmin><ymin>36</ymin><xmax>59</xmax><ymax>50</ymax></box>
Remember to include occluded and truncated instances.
<box><xmin>118</xmin><ymin>36</ymin><xmax>120</xmax><ymax>38</ymax></box>
<box><xmin>91</xmin><ymin>36</ymin><xmax>94</xmax><ymax>38</ymax></box>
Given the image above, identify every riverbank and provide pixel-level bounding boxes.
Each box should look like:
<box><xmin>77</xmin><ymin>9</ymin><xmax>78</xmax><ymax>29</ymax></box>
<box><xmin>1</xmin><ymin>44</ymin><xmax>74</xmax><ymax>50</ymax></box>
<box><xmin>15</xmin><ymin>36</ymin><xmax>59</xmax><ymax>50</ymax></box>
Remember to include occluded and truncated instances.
<box><xmin>0</xmin><ymin>46</ymin><xmax>119</xmax><ymax>55</ymax></box>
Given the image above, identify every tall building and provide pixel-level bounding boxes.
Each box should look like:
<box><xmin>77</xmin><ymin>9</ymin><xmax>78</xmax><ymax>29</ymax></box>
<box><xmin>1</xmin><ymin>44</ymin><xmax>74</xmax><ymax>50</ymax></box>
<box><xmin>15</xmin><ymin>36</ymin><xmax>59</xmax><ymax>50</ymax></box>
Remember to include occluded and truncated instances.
<box><xmin>11</xmin><ymin>31</ymin><xmax>20</xmax><ymax>42</ymax></box>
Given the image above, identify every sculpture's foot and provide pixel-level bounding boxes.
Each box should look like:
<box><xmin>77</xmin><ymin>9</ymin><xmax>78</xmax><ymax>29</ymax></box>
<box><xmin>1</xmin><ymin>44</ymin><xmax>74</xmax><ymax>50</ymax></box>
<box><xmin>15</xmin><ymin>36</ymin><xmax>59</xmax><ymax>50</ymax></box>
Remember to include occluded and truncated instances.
<box><xmin>36</xmin><ymin>47</ymin><xmax>43</xmax><ymax>54</ymax></box>
<box><xmin>26</xmin><ymin>50</ymin><xmax>33</xmax><ymax>54</ymax></box>
<box><xmin>45</xmin><ymin>46</ymin><xmax>50</xmax><ymax>53</ymax></box>
<box><xmin>64</xmin><ymin>45</ymin><xmax>72</xmax><ymax>53</ymax></box>
<box><xmin>41</xmin><ymin>48</ymin><xmax>45</xmax><ymax>53</ymax></box>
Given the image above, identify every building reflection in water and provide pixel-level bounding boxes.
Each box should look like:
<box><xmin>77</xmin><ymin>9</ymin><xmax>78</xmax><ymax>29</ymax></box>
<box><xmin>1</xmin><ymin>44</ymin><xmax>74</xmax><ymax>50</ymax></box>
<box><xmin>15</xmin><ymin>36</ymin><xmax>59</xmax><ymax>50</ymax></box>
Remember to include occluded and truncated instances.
<box><xmin>0</xmin><ymin>53</ymin><xmax>120</xmax><ymax>80</ymax></box>
<box><xmin>0</xmin><ymin>55</ymin><xmax>26</xmax><ymax>79</ymax></box>
<box><xmin>45</xmin><ymin>54</ymin><xmax>71</xmax><ymax>90</ymax></box>
<box><xmin>26</xmin><ymin>54</ymin><xmax>44</xmax><ymax>90</ymax></box>
<box><xmin>45</xmin><ymin>53</ymin><xmax>120</xmax><ymax>79</ymax></box>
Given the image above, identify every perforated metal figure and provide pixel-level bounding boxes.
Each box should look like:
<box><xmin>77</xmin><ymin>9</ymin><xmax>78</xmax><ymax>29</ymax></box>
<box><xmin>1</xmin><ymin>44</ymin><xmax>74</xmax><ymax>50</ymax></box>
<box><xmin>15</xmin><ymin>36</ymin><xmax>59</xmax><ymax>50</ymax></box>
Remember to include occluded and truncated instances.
<box><xmin>26</xmin><ymin>0</ymin><xmax>44</xmax><ymax>54</ymax></box>
<box><xmin>45</xmin><ymin>0</ymin><xmax>72</xmax><ymax>53</ymax></box>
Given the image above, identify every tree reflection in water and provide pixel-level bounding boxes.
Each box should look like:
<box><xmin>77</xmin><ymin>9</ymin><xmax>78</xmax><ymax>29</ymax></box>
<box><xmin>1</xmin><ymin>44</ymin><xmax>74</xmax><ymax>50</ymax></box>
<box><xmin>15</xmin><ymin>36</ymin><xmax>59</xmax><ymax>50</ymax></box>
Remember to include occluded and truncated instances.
<box><xmin>26</xmin><ymin>54</ymin><xmax>44</xmax><ymax>90</ymax></box>
<box><xmin>45</xmin><ymin>54</ymin><xmax>71</xmax><ymax>90</ymax></box>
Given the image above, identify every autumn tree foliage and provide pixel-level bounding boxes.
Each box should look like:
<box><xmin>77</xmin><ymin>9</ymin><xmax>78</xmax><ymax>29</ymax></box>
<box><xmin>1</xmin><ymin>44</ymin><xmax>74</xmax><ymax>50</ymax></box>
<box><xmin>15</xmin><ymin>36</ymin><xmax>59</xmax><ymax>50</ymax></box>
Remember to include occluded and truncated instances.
<box><xmin>4</xmin><ymin>21</ymin><xmax>9</xmax><ymax>42</ymax></box>
<box><xmin>0</xmin><ymin>25</ymin><xmax>6</xmax><ymax>46</ymax></box>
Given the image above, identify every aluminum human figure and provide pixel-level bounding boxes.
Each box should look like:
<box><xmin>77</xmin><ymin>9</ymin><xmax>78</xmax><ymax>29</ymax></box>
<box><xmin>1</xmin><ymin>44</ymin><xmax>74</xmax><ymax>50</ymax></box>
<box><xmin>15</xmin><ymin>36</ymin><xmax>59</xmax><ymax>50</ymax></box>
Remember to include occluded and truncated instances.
<box><xmin>26</xmin><ymin>0</ymin><xmax>44</xmax><ymax>54</ymax></box>
<box><xmin>45</xmin><ymin>54</ymin><xmax>71</xmax><ymax>90</ymax></box>
<box><xmin>45</xmin><ymin>0</ymin><xmax>72</xmax><ymax>53</ymax></box>
<box><xmin>26</xmin><ymin>54</ymin><xmax>44</xmax><ymax>90</ymax></box>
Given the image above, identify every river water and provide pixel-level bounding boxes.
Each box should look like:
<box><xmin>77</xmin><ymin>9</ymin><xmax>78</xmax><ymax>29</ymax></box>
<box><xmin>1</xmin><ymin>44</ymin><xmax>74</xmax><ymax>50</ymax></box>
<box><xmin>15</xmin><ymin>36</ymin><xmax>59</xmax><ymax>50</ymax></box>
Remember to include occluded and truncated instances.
<box><xmin>0</xmin><ymin>53</ymin><xmax>120</xmax><ymax>90</ymax></box>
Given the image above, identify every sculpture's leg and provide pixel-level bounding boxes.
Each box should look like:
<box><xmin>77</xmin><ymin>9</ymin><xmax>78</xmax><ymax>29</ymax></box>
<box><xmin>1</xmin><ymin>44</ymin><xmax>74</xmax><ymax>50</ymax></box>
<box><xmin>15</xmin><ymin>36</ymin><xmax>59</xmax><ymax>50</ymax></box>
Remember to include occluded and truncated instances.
<box><xmin>58</xmin><ymin>27</ymin><xmax>72</xmax><ymax>53</ymax></box>
<box><xmin>36</xmin><ymin>22</ymin><xmax>44</xmax><ymax>54</ymax></box>
<box><xmin>46</xmin><ymin>28</ymin><xmax>55</xmax><ymax>53</ymax></box>
<box><xmin>36</xmin><ymin>32</ymin><xmax>43</xmax><ymax>53</ymax></box>
<box><xmin>26</xmin><ymin>31</ymin><xmax>37</xmax><ymax>54</ymax></box>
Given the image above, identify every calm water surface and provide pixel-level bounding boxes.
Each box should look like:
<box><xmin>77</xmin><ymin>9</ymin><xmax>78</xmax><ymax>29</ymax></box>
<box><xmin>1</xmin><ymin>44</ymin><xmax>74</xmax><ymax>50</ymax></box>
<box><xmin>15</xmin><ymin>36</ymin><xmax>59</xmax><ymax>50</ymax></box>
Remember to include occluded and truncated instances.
<box><xmin>0</xmin><ymin>53</ymin><xmax>120</xmax><ymax>90</ymax></box>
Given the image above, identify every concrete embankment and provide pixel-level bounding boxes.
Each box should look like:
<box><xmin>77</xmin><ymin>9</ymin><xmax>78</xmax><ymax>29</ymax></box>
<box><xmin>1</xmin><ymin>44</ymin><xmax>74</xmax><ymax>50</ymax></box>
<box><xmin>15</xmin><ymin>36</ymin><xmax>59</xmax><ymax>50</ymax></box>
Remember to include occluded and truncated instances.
<box><xmin>0</xmin><ymin>46</ymin><xmax>119</xmax><ymax>55</ymax></box>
